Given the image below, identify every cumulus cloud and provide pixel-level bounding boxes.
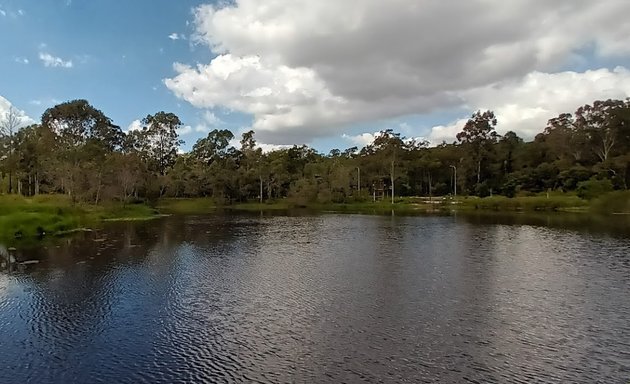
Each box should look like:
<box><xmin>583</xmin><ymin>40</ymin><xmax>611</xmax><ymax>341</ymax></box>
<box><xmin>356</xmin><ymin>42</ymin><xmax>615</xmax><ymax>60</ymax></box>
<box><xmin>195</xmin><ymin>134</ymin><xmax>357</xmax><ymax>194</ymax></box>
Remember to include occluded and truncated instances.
<box><xmin>166</xmin><ymin>0</ymin><xmax>630</xmax><ymax>144</ymax></box>
<box><xmin>342</xmin><ymin>132</ymin><xmax>379</xmax><ymax>148</ymax></box>
<box><xmin>0</xmin><ymin>96</ymin><xmax>36</xmax><ymax>128</ymax></box>
<box><xmin>428</xmin><ymin>67</ymin><xmax>630</xmax><ymax>144</ymax></box>
<box><xmin>39</xmin><ymin>52</ymin><xmax>73</xmax><ymax>68</ymax></box>
<box><xmin>126</xmin><ymin>119</ymin><xmax>143</xmax><ymax>132</ymax></box>
<box><xmin>14</xmin><ymin>57</ymin><xmax>29</xmax><ymax>64</ymax></box>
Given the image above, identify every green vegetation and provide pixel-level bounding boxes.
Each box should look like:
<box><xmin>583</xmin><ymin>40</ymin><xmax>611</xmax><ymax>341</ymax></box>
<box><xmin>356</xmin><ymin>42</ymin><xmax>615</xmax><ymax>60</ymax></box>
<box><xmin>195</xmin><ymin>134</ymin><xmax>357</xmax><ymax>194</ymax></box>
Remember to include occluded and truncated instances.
<box><xmin>0</xmin><ymin>195</ymin><xmax>157</xmax><ymax>240</ymax></box>
<box><xmin>157</xmin><ymin>198</ymin><xmax>217</xmax><ymax>214</ymax></box>
<box><xmin>457</xmin><ymin>195</ymin><xmax>588</xmax><ymax>212</ymax></box>
<box><xmin>1</xmin><ymin>97</ymin><xmax>630</xmax><ymax>237</ymax></box>
<box><xmin>590</xmin><ymin>191</ymin><xmax>630</xmax><ymax>214</ymax></box>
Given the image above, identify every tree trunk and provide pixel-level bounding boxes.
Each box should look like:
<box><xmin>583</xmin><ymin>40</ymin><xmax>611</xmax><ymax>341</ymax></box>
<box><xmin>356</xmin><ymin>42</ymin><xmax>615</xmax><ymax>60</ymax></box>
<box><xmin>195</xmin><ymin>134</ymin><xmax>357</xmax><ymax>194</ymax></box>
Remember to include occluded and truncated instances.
<box><xmin>95</xmin><ymin>171</ymin><xmax>103</xmax><ymax>205</ymax></box>
<box><xmin>390</xmin><ymin>160</ymin><xmax>395</xmax><ymax>204</ymax></box>
<box><xmin>477</xmin><ymin>158</ymin><xmax>481</xmax><ymax>185</ymax></box>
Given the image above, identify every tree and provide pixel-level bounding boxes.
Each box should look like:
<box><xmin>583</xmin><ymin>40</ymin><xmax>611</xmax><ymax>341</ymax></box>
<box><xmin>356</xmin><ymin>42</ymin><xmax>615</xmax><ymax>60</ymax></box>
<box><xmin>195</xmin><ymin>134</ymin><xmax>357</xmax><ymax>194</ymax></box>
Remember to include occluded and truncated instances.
<box><xmin>362</xmin><ymin>129</ymin><xmax>408</xmax><ymax>202</ymax></box>
<box><xmin>0</xmin><ymin>106</ymin><xmax>22</xmax><ymax>193</ymax></box>
<box><xmin>141</xmin><ymin>112</ymin><xmax>184</xmax><ymax>176</ymax></box>
<box><xmin>575</xmin><ymin>99</ymin><xmax>630</xmax><ymax>162</ymax></box>
<box><xmin>238</xmin><ymin>130</ymin><xmax>265</xmax><ymax>202</ymax></box>
<box><xmin>192</xmin><ymin>129</ymin><xmax>234</xmax><ymax>165</ymax></box>
<box><xmin>41</xmin><ymin>100</ymin><xmax>123</xmax><ymax>202</ymax></box>
<box><xmin>456</xmin><ymin>110</ymin><xmax>500</xmax><ymax>193</ymax></box>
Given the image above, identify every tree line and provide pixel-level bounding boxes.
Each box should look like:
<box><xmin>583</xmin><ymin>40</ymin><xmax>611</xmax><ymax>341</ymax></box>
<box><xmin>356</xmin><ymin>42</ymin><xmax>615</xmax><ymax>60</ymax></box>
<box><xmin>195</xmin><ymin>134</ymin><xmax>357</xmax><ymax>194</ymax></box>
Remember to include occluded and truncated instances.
<box><xmin>1</xmin><ymin>98</ymin><xmax>629</xmax><ymax>204</ymax></box>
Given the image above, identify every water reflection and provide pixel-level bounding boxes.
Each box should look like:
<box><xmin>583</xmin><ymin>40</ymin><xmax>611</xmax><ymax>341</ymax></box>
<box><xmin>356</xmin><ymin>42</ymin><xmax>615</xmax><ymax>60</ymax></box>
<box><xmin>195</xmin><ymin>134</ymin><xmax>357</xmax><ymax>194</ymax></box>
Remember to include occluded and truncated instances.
<box><xmin>0</xmin><ymin>213</ymin><xmax>629</xmax><ymax>383</ymax></box>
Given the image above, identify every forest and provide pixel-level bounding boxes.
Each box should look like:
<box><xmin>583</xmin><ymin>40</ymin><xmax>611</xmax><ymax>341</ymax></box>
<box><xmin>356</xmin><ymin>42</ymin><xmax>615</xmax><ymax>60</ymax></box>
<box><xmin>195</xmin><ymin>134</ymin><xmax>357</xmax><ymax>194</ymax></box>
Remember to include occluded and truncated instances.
<box><xmin>1</xmin><ymin>98</ymin><xmax>630</xmax><ymax>206</ymax></box>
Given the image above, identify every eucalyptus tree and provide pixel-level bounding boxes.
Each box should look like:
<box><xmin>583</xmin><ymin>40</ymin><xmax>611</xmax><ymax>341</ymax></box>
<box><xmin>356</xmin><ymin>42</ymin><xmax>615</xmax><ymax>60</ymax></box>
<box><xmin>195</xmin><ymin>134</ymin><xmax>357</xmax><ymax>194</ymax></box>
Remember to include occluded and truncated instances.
<box><xmin>41</xmin><ymin>100</ymin><xmax>123</xmax><ymax>202</ymax></box>
<box><xmin>1</xmin><ymin>107</ymin><xmax>23</xmax><ymax>193</ymax></box>
<box><xmin>141</xmin><ymin>112</ymin><xmax>184</xmax><ymax>176</ymax></box>
<box><xmin>362</xmin><ymin>129</ymin><xmax>408</xmax><ymax>202</ymax></box>
<box><xmin>456</xmin><ymin>110</ymin><xmax>500</xmax><ymax>194</ymax></box>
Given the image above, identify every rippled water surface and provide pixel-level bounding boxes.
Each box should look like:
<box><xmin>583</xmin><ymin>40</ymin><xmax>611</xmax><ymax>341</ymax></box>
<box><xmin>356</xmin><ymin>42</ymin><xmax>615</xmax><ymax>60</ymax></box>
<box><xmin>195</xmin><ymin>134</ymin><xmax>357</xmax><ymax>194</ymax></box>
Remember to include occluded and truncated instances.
<box><xmin>1</xmin><ymin>213</ymin><xmax>629</xmax><ymax>383</ymax></box>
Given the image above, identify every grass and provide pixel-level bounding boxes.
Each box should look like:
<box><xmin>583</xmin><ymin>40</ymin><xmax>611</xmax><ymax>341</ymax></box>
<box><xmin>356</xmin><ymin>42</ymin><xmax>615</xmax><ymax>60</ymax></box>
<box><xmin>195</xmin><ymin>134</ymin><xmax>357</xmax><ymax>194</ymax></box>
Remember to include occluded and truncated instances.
<box><xmin>2</xmin><ymin>190</ymin><xmax>625</xmax><ymax>241</ymax></box>
<box><xmin>157</xmin><ymin>198</ymin><xmax>217</xmax><ymax>214</ymax></box>
<box><xmin>227</xmin><ymin>198</ymin><xmax>444</xmax><ymax>214</ymax></box>
<box><xmin>457</xmin><ymin>195</ymin><xmax>589</xmax><ymax>212</ymax></box>
<box><xmin>0</xmin><ymin>194</ymin><xmax>159</xmax><ymax>241</ymax></box>
<box><xmin>590</xmin><ymin>190</ymin><xmax>630</xmax><ymax>214</ymax></box>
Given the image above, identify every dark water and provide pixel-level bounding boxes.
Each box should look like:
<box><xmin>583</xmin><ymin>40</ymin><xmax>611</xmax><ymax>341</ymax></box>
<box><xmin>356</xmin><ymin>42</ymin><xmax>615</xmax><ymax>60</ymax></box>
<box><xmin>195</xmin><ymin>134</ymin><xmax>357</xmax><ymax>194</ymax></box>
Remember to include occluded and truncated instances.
<box><xmin>1</xmin><ymin>213</ymin><xmax>629</xmax><ymax>383</ymax></box>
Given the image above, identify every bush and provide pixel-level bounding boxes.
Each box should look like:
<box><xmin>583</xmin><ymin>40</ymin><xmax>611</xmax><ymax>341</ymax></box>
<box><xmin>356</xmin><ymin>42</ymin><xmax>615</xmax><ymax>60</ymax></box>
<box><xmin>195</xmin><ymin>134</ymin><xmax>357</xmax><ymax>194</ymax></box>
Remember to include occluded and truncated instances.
<box><xmin>576</xmin><ymin>178</ymin><xmax>614</xmax><ymax>200</ymax></box>
<box><xmin>464</xmin><ymin>195</ymin><xmax>587</xmax><ymax>211</ymax></box>
<box><xmin>591</xmin><ymin>191</ymin><xmax>630</xmax><ymax>213</ymax></box>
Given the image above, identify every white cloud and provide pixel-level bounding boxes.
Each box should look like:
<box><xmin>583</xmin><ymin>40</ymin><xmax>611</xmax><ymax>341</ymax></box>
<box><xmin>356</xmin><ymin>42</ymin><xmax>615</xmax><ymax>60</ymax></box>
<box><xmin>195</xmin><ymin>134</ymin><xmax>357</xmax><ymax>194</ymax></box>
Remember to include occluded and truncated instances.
<box><xmin>342</xmin><ymin>132</ymin><xmax>379</xmax><ymax>148</ymax></box>
<box><xmin>427</xmin><ymin>119</ymin><xmax>470</xmax><ymax>146</ymax></box>
<box><xmin>14</xmin><ymin>57</ymin><xmax>29</xmax><ymax>64</ymax></box>
<box><xmin>257</xmin><ymin>143</ymin><xmax>291</xmax><ymax>153</ymax></box>
<box><xmin>0</xmin><ymin>96</ymin><xmax>36</xmax><ymax>128</ymax></box>
<box><xmin>39</xmin><ymin>52</ymin><xmax>73</xmax><ymax>68</ymax></box>
<box><xmin>126</xmin><ymin>119</ymin><xmax>142</xmax><ymax>132</ymax></box>
<box><xmin>177</xmin><ymin>125</ymin><xmax>193</xmax><ymax>135</ymax></box>
<box><xmin>194</xmin><ymin>124</ymin><xmax>209</xmax><ymax>133</ymax></box>
<box><xmin>227</xmin><ymin>137</ymin><xmax>289</xmax><ymax>153</ymax></box>
<box><xmin>168</xmin><ymin>33</ymin><xmax>185</xmax><ymax>41</ymax></box>
<box><xmin>202</xmin><ymin>110</ymin><xmax>222</xmax><ymax>125</ymax></box>
<box><xmin>0</xmin><ymin>9</ymin><xmax>6</xmax><ymax>17</ymax></box>
<box><xmin>343</xmin><ymin>129</ymin><xmax>428</xmax><ymax>149</ymax></box>
<box><xmin>166</xmin><ymin>0</ymin><xmax>630</xmax><ymax>144</ymax></box>
<box><xmin>428</xmin><ymin>67</ymin><xmax>630</xmax><ymax>144</ymax></box>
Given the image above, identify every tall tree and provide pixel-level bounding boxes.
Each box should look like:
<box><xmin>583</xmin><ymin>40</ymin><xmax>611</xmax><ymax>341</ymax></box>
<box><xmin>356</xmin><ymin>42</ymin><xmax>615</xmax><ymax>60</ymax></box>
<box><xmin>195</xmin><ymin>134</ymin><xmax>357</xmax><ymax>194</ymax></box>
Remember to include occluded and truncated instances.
<box><xmin>42</xmin><ymin>100</ymin><xmax>122</xmax><ymax>201</ymax></box>
<box><xmin>0</xmin><ymin>107</ymin><xmax>22</xmax><ymax>193</ymax></box>
<box><xmin>456</xmin><ymin>110</ymin><xmax>500</xmax><ymax>192</ymax></box>
<box><xmin>575</xmin><ymin>99</ymin><xmax>630</xmax><ymax>162</ymax></box>
<box><xmin>192</xmin><ymin>129</ymin><xmax>234</xmax><ymax>165</ymax></box>
<box><xmin>142</xmin><ymin>112</ymin><xmax>183</xmax><ymax>176</ymax></box>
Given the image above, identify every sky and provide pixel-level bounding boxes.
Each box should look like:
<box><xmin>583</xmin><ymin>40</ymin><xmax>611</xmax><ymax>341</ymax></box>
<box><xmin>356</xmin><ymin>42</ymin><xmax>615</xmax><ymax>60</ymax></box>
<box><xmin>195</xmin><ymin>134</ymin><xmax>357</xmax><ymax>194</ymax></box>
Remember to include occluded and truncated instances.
<box><xmin>2</xmin><ymin>0</ymin><xmax>630</xmax><ymax>153</ymax></box>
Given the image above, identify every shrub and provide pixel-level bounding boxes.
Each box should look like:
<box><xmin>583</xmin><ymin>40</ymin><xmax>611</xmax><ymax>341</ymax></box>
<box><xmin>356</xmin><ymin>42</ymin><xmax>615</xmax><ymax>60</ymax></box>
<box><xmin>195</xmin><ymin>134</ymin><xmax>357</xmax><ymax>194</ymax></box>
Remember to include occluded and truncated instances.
<box><xmin>577</xmin><ymin>178</ymin><xmax>614</xmax><ymax>200</ymax></box>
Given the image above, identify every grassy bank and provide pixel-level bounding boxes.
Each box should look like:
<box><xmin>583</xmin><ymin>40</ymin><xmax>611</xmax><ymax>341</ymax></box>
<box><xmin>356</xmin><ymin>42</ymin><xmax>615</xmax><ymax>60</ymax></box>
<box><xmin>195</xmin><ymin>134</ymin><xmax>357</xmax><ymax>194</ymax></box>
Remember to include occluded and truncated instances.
<box><xmin>0</xmin><ymin>195</ymin><xmax>158</xmax><ymax>241</ymax></box>
<box><xmin>456</xmin><ymin>195</ymin><xmax>589</xmax><ymax>212</ymax></box>
<box><xmin>226</xmin><ymin>195</ymin><xmax>592</xmax><ymax>214</ymax></box>
<box><xmin>156</xmin><ymin>194</ymin><xmax>594</xmax><ymax>214</ymax></box>
<box><xmin>3</xmin><ymin>191</ymin><xmax>627</xmax><ymax>240</ymax></box>
<box><xmin>156</xmin><ymin>198</ymin><xmax>218</xmax><ymax>214</ymax></box>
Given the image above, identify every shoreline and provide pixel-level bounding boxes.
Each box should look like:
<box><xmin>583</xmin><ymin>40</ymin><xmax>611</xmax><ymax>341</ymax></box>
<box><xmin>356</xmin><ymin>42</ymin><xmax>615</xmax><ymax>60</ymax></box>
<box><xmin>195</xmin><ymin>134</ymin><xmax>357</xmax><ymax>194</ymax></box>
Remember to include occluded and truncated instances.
<box><xmin>2</xmin><ymin>193</ymin><xmax>628</xmax><ymax>242</ymax></box>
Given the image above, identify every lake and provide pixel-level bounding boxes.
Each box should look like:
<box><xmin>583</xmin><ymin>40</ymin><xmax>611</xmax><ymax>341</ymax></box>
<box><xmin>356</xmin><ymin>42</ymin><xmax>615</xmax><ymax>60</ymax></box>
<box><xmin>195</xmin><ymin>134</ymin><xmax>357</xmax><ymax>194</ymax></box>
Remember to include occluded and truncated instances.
<box><xmin>1</xmin><ymin>212</ymin><xmax>629</xmax><ymax>383</ymax></box>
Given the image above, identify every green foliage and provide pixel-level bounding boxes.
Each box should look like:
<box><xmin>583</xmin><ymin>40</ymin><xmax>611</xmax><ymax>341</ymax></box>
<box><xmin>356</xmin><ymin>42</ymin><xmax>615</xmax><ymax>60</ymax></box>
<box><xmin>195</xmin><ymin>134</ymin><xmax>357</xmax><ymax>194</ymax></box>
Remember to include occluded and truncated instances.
<box><xmin>590</xmin><ymin>191</ymin><xmax>630</xmax><ymax>213</ymax></box>
<box><xmin>0</xmin><ymin>195</ymin><xmax>157</xmax><ymax>240</ymax></box>
<box><xmin>461</xmin><ymin>195</ymin><xmax>588</xmax><ymax>211</ymax></box>
<box><xmin>2</xmin><ymin>97</ymin><xmax>630</xmax><ymax>214</ymax></box>
<box><xmin>577</xmin><ymin>178</ymin><xmax>614</xmax><ymax>200</ymax></box>
<box><xmin>157</xmin><ymin>198</ymin><xmax>217</xmax><ymax>214</ymax></box>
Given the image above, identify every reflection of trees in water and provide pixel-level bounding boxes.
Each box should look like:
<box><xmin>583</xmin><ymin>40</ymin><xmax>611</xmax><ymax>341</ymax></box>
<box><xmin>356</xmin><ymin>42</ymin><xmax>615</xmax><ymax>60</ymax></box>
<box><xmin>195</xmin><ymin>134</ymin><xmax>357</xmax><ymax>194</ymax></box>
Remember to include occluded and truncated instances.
<box><xmin>460</xmin><ymin>212</ymin><xmax>630</xmax><ymax>238</ymax></box>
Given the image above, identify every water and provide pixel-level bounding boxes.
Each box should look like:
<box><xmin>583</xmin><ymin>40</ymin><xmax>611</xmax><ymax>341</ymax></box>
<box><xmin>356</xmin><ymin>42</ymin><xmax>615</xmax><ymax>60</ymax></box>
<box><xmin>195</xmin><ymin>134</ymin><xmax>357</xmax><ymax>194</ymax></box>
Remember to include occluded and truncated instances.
<box><xmin>0</xmin><ymin>213</ymin><xmax>629</xmax><ymax>383</ymax></box>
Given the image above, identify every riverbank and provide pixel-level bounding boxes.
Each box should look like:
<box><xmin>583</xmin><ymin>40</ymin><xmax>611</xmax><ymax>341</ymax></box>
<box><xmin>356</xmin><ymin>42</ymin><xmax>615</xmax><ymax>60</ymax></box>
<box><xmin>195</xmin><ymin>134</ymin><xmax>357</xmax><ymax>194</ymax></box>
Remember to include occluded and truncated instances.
<box><xmin>3</xmin><ymin>191</ymin><xmax>628</xmax><ymax>241</ymax></box>
<box><xmin>0</xmin><ymin>195</ymin><xmax>159</xmax><ymax>241</ymax></box>
<box><xmin>158</xmin><ymin>194</ymin><xmax>599</xmax><ymax>214</ymax></box>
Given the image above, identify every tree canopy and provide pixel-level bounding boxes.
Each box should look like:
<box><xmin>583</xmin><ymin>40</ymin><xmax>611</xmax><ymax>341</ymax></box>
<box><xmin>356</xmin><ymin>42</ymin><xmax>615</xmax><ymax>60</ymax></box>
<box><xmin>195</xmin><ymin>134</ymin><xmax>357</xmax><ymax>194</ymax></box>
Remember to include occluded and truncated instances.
<box><xmin>1</xmin><ymin>98</ymin><xmax>629</xmax><ymax>203</ymax></box>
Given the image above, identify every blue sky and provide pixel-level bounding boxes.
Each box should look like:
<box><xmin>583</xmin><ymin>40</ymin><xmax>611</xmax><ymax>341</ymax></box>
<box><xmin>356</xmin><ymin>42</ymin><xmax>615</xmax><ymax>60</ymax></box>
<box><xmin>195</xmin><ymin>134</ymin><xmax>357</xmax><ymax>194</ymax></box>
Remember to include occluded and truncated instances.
<box><xmin>1</xmin><ymin>0</ymin><xmax>243</xmax><ymax>150</ymax></box>
<box><xmin>2</xmin><ymin>1</ymin><xmax>630</xmax><ymax>152</ymax></box>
